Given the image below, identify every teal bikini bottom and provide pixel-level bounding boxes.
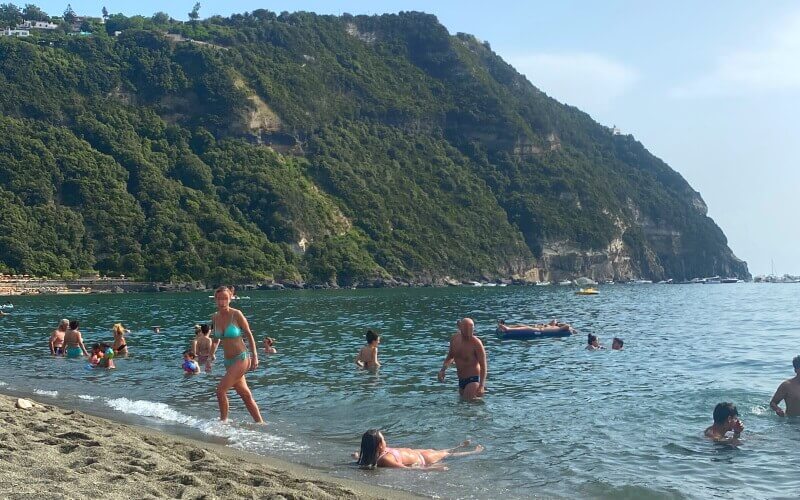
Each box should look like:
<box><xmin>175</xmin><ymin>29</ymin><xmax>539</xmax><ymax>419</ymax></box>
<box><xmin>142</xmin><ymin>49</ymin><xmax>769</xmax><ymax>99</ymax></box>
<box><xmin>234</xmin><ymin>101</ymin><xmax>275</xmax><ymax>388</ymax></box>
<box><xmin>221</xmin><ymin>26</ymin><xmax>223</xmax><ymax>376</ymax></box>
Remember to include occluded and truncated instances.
<box><xmin>66</xmin><ymin>346</ymin><xmax>83</xmax><ymax>358</ymax></box>
<box><xmin>223</xmin><ymin>351</ymin><xmax>249</xmax><ymax>368</ymax></box>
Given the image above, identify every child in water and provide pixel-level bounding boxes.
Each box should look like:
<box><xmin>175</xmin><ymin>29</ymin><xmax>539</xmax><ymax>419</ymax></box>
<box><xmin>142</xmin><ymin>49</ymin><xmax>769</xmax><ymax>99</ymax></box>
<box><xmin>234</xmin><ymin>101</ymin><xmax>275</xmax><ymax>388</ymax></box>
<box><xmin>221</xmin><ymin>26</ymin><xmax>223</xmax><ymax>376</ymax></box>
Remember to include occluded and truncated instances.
<box><xmin>263</xmin><ymin>337</ymin><xmax>277</xmax><ymax>354</ymax></box>
<box><xmin>192</xmin><ymin>324</ymin><xmax>216</xmax><ymax>372</ymax></box>
<box><xmin>354</xmin><ymin>429</ymin><xmax>483</xmax><ymax>469</ymax></box>
<box><xmin>90</xmin><ymin>343</ymin><xmax>115</xmax><ymax>369</ymax></box>
<box><xmin>355</xmin><ymin>330</ymin><xmax>381</xmax><ymax>369</ymax></box>
<box><xmin>182</xmin><ymin>351</ymin><xmax>200</xmax><ymax>374</ymax></box>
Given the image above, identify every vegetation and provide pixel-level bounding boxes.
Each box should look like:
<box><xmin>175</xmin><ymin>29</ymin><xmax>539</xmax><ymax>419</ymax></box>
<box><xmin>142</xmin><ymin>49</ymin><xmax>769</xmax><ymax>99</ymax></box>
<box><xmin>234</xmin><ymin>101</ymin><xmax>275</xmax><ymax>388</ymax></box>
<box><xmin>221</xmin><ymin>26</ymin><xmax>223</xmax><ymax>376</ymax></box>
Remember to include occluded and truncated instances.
<box><xmin>0</xmin><ymin>6</ymin><xmax>748</xmax><ymax>283</ymax></box>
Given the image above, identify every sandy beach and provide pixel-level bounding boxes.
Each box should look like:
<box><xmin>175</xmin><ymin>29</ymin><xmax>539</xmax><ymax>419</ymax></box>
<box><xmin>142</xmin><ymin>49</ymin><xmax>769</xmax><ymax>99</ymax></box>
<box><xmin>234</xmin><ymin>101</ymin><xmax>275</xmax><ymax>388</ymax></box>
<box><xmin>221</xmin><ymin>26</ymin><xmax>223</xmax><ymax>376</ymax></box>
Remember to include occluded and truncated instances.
<box><xmin>0</xmin><ymin>392</ymin><xmax>416</xmax><ymax>499</ymax></box>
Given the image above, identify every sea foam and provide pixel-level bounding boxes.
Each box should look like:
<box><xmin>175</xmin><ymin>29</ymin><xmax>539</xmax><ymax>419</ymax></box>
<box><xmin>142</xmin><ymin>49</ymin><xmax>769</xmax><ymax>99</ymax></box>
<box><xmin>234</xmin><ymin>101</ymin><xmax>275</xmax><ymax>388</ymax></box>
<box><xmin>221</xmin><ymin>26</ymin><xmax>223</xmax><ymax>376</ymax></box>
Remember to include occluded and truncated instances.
<box><xmin>105</xmin><ymin>398</ymin><xmax>305</xmax><ymax>452</ymax></box>
<box><xmin>33</xmin><ymin>389</ymin><xmax>58</xmax><ymax>397</ymax></box>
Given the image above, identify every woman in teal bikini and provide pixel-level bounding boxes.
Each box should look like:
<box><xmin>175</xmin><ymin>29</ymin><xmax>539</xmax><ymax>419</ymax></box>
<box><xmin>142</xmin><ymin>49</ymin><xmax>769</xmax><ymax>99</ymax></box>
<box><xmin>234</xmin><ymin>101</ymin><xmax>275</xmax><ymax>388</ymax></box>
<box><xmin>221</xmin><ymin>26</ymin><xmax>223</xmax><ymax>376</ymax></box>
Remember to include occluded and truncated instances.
<box><xmin>212</xmin><ymin>286</ymin><xmax>263</xmax><ymax>423</ymax></box>
<box><xmin>63</xmin><ymin>320</ymin><xmax>89</xmax><ymax>359</ymax></box>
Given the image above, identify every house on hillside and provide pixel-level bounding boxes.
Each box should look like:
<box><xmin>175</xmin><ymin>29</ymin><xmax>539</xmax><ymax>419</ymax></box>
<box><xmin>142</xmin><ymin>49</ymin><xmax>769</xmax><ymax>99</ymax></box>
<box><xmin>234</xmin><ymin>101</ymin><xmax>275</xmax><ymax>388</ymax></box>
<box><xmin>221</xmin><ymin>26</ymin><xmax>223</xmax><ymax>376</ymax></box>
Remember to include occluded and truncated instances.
<box><xmin>1</xmin><ymin>28</ymin><xmax>30</xmax><ymax>37</ymax></box>
<box><xmin>17</xmin><ymin>20</ymin><xmax>58</xmax><ymax>30</ymax></box>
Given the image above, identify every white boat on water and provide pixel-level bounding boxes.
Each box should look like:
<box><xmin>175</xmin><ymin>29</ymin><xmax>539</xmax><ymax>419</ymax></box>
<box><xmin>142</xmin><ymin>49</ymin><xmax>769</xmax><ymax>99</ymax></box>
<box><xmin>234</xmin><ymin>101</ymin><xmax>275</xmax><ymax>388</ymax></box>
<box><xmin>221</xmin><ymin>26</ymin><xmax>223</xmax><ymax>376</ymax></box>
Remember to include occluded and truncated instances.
<box><xmin>0</xmin><ymin>303</ymin><xmax>13</xmax><ymax>310</ymax></box>
<box><xmin>721</xmin><ymin>278</ymin><xmax>740</xmax><ymax>284</ymax></box>
<box><xmin>629</xmin><ymin>279</ymin><xmax>653</xmax><ymax>284</ymax></box>
<box><xmin>483</xmin><ymin>283</ymin><xmax>497</xmax><ymax>287</ymax></box>
<box><xmin>535</xmin><ymin>281</ymin><xmax>551</xmax><ymax>286</ymax></box>
<box><xmin>703</xmin><ymin>276</ymin><xmax>721</xmax><ymax>284</ymax></box>
<box><xmin>558</xmin><ymin>280</ymin><xmax>573</xmax><ymax>286</ymax></box>
<box><xmin>464</xmin><ymin>281</ymin><xmax>482</xmax><ymax>287</ymax></box>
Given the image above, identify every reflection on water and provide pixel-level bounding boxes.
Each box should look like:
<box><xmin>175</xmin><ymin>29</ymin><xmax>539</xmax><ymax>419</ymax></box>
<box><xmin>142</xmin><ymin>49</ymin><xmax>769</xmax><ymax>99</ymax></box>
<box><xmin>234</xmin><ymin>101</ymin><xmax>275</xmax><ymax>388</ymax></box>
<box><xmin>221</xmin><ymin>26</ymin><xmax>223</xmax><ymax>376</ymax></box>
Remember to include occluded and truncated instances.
<box><xmin>1</xmin><ymin>285</ymin><xmax>799</xmax><ymax>498</ymax></box>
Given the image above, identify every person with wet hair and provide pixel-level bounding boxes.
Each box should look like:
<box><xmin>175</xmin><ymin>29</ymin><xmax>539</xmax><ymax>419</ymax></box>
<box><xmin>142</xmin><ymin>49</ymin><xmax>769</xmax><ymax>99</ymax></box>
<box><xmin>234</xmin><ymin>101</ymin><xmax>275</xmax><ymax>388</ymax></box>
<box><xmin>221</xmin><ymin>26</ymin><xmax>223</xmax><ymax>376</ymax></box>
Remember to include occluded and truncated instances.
<box><xmin>704</xmin><ymin>402</ymin><xmax>744</xmax><ymax>442</ymax></box>
<box><xmin>354</xmin><ymin>429</ymin><xmax>483</xmax><ymax>469</ymax></box>
<box><xmin>586</xmin><ymin>333</ymin><xmax>604</xmax><ymax>350</ymax></box>
<box><xmin>49</xmin><ymin>319</ymin><xmax>69</xmax><ymax>356</ymax></box>
<box><xmin>355</xmin><ymin>329</ymin><xmax>380</xmax><ymax>369</ymax></box>
<box><xmin>611</xmin><ymin>338</ymin><xmax>624</xmax><ymax>350</ymax></box>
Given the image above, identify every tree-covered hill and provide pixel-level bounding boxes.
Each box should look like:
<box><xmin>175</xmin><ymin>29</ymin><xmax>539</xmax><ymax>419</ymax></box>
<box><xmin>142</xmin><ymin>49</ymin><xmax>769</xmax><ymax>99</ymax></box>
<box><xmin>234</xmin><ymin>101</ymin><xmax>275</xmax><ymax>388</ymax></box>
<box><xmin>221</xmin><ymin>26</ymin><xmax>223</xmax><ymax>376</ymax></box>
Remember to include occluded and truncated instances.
<box><xmin>0</xmin><ymin>7</ymin><xmax>749</xmax><ymax>284</ymax></box>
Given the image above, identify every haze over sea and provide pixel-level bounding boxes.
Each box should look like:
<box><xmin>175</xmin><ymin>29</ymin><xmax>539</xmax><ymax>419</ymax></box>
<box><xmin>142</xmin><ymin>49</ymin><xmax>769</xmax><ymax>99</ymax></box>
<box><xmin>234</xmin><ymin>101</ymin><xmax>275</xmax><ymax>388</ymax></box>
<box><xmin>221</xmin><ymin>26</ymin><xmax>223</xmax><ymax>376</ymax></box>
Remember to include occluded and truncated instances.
<box><xmin>1</xmin><ymin>285</ymin><xmax>799</xmax><ymax>498</ymax></box>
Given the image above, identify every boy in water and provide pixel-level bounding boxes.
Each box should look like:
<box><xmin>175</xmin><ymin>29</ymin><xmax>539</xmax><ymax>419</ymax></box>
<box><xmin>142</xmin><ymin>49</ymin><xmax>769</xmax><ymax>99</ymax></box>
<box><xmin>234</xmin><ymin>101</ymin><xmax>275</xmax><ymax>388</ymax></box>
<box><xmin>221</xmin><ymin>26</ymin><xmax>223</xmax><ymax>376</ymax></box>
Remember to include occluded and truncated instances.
<box><xmin>263</xmin><ymin>337</ymin><xmax>277</xmax><ymax>354</ymax></box>
<box><xmin>356</xmin><ymin>330</ymin><xmax>381</xmax><ymax>369</ymax></box>
<box><xmin>182</xmin><ymin>350</ymin><xmax>200</xmax><ymax>374</ymax></box>
<box><xmin>192</xmin><ymin>324</ymin><xmax>216</xmax><ymax>373</ymax></box>
<box><xmin>770</xmin><ymin>355</ymin><xmax>800</xmax><ymax>417</ymax></box>
<box><xmin>704</xmin><ymin>402</ymin><xmax>744</xmax><ymax>442</ymax></box>
<box><xmin>611</xmin><ymin>338</ymin><xmax>624</xmax><ymax>350</ymax></box>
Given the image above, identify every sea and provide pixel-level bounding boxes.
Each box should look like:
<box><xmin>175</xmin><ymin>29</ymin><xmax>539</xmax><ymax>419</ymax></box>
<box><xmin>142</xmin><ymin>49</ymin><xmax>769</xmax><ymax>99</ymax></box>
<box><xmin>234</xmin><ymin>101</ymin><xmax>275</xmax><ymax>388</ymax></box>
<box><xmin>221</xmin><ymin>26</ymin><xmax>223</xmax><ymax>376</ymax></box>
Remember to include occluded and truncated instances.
<box><xmin>0</xmin><ymin>284</ymin><xmax>798</xmax><ymax>499</ymax></box>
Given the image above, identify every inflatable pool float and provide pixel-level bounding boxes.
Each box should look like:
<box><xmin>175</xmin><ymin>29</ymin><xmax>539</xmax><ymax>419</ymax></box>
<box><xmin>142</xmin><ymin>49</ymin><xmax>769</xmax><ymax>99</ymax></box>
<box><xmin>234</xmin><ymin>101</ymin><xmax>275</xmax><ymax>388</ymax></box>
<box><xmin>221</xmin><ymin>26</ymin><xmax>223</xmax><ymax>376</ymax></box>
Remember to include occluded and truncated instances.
<box><xmin>498</xmin><ymin>325</ymin><xmax>574</xmax><ymax>340</ymax></box>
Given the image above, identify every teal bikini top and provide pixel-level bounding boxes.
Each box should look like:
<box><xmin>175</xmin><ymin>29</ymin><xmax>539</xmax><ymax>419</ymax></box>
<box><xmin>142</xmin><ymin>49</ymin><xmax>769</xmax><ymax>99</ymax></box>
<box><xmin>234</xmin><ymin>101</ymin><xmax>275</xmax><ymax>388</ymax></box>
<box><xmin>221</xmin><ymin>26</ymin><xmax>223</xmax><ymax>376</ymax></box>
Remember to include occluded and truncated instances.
<box><xmin>222</xmin><ymin>323</ymin><xmax>242</xmax><ymax>338</ymax></box>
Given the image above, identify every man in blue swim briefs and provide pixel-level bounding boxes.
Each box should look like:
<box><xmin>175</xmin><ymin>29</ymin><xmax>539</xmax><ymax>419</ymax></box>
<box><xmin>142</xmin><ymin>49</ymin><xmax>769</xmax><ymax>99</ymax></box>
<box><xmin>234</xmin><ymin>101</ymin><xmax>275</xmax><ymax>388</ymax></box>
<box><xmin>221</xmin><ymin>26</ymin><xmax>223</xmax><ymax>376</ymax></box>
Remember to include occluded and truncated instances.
<box><xmin>438</xmin><ymin>317</ymin><xmax>487</xmax><ymax>401</ymax></box>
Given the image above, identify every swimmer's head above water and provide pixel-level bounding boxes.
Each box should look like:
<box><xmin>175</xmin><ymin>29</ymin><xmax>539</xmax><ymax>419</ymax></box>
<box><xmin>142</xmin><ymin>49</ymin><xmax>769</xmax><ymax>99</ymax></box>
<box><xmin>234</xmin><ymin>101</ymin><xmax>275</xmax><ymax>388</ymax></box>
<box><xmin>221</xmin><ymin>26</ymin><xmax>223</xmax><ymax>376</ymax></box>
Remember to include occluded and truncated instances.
<box><xmin>794</xmin><ymin>355</ymin><xmax>800</xmax><ymax>373</ymax></box>
<box><xmin>366</xmin><ymin>329</ymin><xmax>380</xmax><ymax>345</ymax></box>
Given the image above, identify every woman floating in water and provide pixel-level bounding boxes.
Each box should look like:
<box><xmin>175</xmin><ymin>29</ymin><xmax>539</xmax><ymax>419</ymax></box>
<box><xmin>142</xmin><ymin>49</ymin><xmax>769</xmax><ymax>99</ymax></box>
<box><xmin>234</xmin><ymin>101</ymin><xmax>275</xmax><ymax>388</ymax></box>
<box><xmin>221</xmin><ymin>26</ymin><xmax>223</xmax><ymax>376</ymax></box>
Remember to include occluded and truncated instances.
<box><xmin>354</xmin><ymin>429</ymin><xmax>483</xmax><ymax>469</ymax></box>
<box><xmin>211</xmin><ymin>286</ymin><xmax>263</xmax><ymax>423</ymax></box>
<box><xmin>497</xmin><ymin>319</ymin><xmax>571</xmax><ymax>332</ymax></box>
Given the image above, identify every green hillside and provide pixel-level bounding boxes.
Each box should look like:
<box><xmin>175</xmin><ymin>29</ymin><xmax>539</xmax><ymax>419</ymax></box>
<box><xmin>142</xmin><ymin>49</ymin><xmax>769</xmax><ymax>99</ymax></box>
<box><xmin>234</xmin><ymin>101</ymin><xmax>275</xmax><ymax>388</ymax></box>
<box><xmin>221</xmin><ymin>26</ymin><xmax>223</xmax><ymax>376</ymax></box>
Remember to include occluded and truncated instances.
<box><xmin>0</xmin><ymin>7</ymin><xmax>749</xmax><ymax>284</ymax></box>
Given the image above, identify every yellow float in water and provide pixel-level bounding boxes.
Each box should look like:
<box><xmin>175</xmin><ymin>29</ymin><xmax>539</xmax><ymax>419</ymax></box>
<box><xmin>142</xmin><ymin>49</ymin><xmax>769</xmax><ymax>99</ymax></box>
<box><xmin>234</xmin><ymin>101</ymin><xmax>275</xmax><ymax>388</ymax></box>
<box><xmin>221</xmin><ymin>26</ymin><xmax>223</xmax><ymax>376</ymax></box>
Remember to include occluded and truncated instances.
<box><xmin>575</xmin><ymin>287</ymin><xmax>599</xmax><ymax>295</ymax></box>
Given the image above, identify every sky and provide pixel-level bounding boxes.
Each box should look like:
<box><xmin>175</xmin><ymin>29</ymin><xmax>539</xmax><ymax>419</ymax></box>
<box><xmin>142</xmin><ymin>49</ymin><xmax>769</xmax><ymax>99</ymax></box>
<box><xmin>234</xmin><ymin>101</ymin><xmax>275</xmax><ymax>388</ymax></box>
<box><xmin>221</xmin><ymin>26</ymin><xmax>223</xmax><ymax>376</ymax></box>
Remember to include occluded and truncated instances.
<box><xmin>36</xmin><ymin>1</ymin><xmax>800</xmax><ymax>275</ymax></box>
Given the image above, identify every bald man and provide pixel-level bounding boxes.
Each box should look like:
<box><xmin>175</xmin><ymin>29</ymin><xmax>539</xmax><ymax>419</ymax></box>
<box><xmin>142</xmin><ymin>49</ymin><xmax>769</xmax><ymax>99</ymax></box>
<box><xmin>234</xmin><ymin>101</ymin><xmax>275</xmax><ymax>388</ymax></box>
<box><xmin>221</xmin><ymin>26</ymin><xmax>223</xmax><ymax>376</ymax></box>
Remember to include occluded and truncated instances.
<box><xmin>438</xmin><ymin>318</ymin><xmax>487</xmax><ymax>400</ymax></box>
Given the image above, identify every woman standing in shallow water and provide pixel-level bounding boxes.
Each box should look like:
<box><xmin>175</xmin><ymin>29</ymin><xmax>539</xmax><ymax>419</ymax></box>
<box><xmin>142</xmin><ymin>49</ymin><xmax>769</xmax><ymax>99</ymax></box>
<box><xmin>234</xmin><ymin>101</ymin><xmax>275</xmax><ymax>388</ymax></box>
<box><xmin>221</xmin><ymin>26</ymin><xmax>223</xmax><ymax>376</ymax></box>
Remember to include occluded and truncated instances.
<box><xmin>212</xmin><ymin>286</ymin><xmax>263</xmax><ymax>423</ymax></box>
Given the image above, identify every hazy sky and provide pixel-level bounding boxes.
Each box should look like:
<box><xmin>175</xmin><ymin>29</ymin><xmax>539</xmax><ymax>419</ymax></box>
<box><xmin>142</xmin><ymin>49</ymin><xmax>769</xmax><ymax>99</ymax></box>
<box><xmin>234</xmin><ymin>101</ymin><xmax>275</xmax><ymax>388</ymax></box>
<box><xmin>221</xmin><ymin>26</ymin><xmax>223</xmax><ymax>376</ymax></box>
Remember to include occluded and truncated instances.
<box><xmin>38</xmin><ymin>1</ymin><xmax>799</xmax><ymax>275</ymax></box>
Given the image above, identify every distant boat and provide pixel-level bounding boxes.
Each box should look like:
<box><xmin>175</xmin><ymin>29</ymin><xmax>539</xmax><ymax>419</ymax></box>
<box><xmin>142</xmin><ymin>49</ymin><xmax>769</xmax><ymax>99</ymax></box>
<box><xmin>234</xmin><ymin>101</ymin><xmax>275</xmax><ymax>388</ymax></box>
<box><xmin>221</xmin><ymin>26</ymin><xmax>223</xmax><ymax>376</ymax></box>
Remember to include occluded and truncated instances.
<box><xmin>703</xmin><ymin>276</ymin><xmax>721</xmax><ymax>284</ymax></box>
<box><xmin>483</xmin><ymin>283</ymin><xmax>497</xmax><ymax>287</ymax></box>
<box><xmin>721</xmin><ymin>278</ymin><xmax>740</xmax><ymax>284</ymax></box>
<box><xmin>558</xmin><ymin>280</ymin><xmax>573</xmax><ymax>286</ymax></box>
<box><xmin>534</xmin><ymin>281</ymin><xmax>551</xmax><ymax>286</ymax></box>
<box><xmin>575</xmin><ymin>287</ymin><xmax>599</xmax><ymax>295</ymax></box>
<box><xmin>574</xmin><ymin>277</ymin><xmax>598</xmax><ymax>286</ymax></box>
<box><xmin>629</xmin><ymin>279</ymin><xmax>653</xmax><ymax>284</ymax></box>
<box><xmin>497</xmin><ymin>283</ymin><xmax>508</xmax><ymax>287</ymax></box>
<box><xmin>0</xmin><ymin>303</ymin><xmax>13</xmax><ymax>310</ymax></box>
<box><xmin>464</xmin><ymin>281</ymin><xmax>482</xmax><ymax>287</ymax></box>
<box><xmin>604</xmin><ymin>280</ymin><xmax>615</xmax><ymax>285</ymax></box>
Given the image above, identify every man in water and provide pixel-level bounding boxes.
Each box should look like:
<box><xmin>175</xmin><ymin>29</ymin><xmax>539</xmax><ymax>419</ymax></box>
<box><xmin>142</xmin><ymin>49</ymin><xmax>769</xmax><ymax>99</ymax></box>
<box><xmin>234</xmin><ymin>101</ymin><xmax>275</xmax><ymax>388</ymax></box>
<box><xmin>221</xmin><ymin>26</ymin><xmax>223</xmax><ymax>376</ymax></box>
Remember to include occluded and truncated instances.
<box><xmin>438</xmin><ymin>318</ymin><xmax>487</xmax><ymax>400</ymax></box>
<box><xmin>704</xmin><ymin>402</ymin><xmax>744</xmax><ymax>442</ymax></box>
<box><xmin>49</xmin><ymin>318</ymin><xmax>68</xmax><ymax>356</ymax></box>
<box><xmin>770</xmin><ymin>355</ymin><xmax>800</xmax><ymax>417</ymax></box>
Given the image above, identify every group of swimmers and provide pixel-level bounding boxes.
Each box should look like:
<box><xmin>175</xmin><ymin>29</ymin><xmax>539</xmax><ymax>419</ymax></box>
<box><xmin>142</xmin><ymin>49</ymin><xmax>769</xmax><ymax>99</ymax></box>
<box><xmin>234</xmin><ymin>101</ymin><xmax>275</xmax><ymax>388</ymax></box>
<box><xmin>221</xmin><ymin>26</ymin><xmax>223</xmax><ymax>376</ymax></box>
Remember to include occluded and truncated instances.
<box><xmin>704</xmin><ymin>356</ymin><xmax>800</xmax><ymax>443</ymax></box>
<box><xmin>48</xmin><ymin>319</ymin><xmax>128</xmax><ymax>364</ymax></box>
<box><xmin>43</xmin><ymin>290</ymin><xmax>800</xmax><ymax>468</ymax></box>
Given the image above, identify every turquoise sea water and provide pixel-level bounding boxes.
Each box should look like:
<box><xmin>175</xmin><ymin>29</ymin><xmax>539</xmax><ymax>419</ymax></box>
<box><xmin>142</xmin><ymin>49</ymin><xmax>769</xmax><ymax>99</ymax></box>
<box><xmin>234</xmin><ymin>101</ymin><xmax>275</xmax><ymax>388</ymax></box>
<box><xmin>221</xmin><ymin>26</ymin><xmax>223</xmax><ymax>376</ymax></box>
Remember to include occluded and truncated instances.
<box><xmin>1</xmin><ymin>284</ymin><xmax>799</xmax><ymax>499</ymax></box>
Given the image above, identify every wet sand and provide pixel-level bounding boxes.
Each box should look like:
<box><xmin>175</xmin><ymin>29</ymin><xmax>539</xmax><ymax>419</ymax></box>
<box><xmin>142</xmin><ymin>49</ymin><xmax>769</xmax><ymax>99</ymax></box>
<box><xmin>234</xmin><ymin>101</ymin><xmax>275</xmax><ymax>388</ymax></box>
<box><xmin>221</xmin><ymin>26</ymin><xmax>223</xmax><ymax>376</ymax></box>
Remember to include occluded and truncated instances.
<box><xmin>0</xmin><ymin>392</ymin><xmax>418</xmax><ymax>499</ymax></box>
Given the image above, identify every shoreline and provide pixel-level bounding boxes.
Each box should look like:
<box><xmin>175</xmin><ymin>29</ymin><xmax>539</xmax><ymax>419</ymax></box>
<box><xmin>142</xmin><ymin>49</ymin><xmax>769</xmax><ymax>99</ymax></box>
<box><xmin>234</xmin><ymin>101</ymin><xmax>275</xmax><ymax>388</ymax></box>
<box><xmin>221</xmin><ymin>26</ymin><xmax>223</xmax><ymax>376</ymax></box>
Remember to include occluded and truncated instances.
<box><xmin>0</xmin><ymin>391</ymin><xmax>420</xmax><ymax>499</ymax></box>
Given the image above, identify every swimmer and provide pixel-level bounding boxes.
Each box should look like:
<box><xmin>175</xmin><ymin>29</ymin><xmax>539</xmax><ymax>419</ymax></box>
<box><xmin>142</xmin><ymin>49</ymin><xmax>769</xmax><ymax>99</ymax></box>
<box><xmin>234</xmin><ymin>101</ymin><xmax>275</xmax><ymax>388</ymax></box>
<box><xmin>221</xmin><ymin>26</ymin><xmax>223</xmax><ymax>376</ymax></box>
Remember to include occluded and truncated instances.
<box><xmin>182</xmin><ymin>350</ymin><xmax>200</xmax><ymax>374</ymax></box>
<box><xmin>212</xmin><ymin>286</ymin><xmax>263</xmax><ymax>423</ymax></box>
<box><xmin>49</xmin><ymin>319</ymin><xmax>69</xmax><ymax>356</ymax></box>
<box><xmin>611</xmin><ymin>337</ymin><xmax>624</xmax><ymax>350</ymax></box>
<box><xmin>192</xmin><ymin>324</ymin><xmax>216</xmax><ymax>373</ymax></box>
<box><xmin>355</xmin><ymin>330</ymin><xmax>380</xmax><ymax>369</ymax></box>
<box><xmin>586</xmin><ymin>333</ymin><xmax>604</xmax><ymax>350</ymax></box>
<box><xmin>263</xmin><ymin>337</ymin><xmax>277</xmax><ymax>354</ymax></box>
<box><xmin>112</xmin><ymin>323</ymin><xmax>129</xmax><ymax>357</ymax></box>
<box><xmin>438</xmin><ymin>318</ymin><xmax>487</xmax><ymax>400</ymax></box>
<box><xmin>704</xmin><ymin>402</ymin><xmax>744</xmax><ymax>443</ymax></box>
<box><xmin>97</xmin><ymin>343</ymin><xmax>116</xmax><ymax>369</ymax></box>
<box><xmin>353</xmin><ymin>429</ymin><xmax>483</xmax><ymax>469</ymax></box>
<box><xmin>769</xmin><ymin>355</ymin><xmax>800</xmax><ymax>417</ymax></box>
<box><xmin>151</xmin><ymin>326</ymin><xmax>161</xmax><ymax>334</ymax></box>
<box><xmin>63</xmin><ymin>320</ymin><xmax>89</xmax><ymax>358</ymax></box>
